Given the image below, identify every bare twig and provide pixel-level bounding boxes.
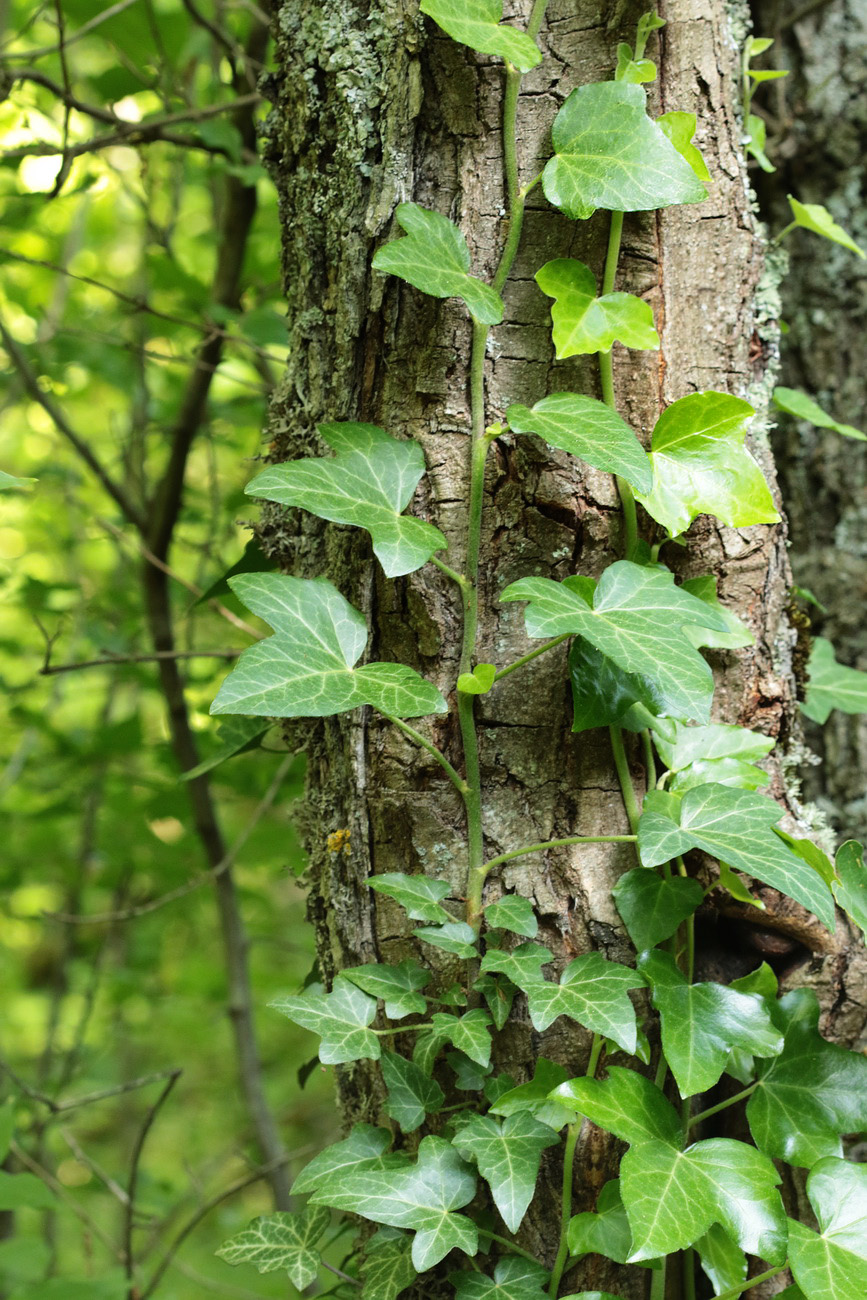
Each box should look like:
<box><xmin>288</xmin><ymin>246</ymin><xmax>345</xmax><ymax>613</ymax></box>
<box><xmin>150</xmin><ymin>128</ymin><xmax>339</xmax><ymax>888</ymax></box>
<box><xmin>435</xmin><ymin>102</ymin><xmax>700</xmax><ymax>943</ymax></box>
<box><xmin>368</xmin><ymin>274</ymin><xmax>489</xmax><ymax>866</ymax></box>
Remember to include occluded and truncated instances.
<box><xmin>125</xmin><ymin>1071</ymin><xmax>182</xmax><ymax>1295</ymax></box>
<box><xmin>60</xmin><ymin>1128</ymin><xmax>130</xmax><ymax>1207</ymax></box>
<box><xmin>0</xmin><ymin>1061</ymin><xmax>184</xmax><ymax>1116</ymax></box>
<box><xmin>40</xmin><ymin>648</ymin><xmax>242</xmax><ymax>676</ymax></box>
<box><xmin>180</xmin><ymin>0</ymin><xmax>238</xmax><ymax>70</ymax></box>
<box><xmin>50</xmin><ymin>0</ymin><xmax>72</xmax><ymax>193</ymax></box>
<box><xmin>45</xmin><ymin>753</ymin><xmax>294</xmax><ymax>925</ymax></box>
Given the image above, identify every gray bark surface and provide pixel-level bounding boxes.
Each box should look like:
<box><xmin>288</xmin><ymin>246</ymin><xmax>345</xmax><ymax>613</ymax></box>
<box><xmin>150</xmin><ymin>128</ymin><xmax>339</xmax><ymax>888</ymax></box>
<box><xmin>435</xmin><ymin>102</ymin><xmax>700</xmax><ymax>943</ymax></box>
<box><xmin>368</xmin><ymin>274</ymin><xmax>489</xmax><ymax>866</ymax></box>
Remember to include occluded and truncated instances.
<box><xmin>260</xmin><ymin>0</ymin><xmax>866</xmax><ymax>1290</ymax></box>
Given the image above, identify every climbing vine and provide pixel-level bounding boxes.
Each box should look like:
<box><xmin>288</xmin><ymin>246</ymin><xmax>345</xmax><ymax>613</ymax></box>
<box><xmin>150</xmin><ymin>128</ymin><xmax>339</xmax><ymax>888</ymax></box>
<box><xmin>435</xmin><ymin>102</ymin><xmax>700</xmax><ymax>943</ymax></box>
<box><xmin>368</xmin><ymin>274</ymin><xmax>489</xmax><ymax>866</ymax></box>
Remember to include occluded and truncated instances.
<box><xmin>211</xmin><ymin>6</ymin><xmax>867</xmax><ymax>1300</ymax></box>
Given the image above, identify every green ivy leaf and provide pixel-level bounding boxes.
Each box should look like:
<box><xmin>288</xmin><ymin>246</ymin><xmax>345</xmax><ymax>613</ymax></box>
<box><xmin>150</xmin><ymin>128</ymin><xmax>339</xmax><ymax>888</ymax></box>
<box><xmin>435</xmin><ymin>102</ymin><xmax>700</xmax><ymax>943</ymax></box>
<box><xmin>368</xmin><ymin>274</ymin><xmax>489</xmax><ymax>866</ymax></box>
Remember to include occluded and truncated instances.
<box><xmin>638</xmin><ymin>784</ymin><xmax>836</xmax><ymax>928</ymax></box>
<box><xmin>506</xmin><ymin>395</ymin><xmax>652</xmax><ymax>493</ymax></box>
<box><xmin>451</xmin><ymin>1258</ymin><xmax>550</xmax><ymax>1300</ymax></box>
<box><xmin>534</xmin><ymin>259</ymin><xmax>659</xmax><ymax>357</ymax></box>
<box><xmin>695</xmin><ymin>1224</ymin><xmax>747</xmax><ymax>1297</ymax></box>
<box><xmin>452</xmin><ymin>1113</ymin><xmax>560</xmax><ymax>1231</ymax></box>
<box><xmin>612</xmin><ymin>870</ymin><xmax>703</xmax><ymax>951</ymax></box>
<box><xmin>211</xmin><ymin>575</ymin><xmax>446</xmax><ymax>720</ymax></box>
<box><xmin>415</xmin><ymin>1010</ymin><xmax>493</xmax><ymax>1069</ymax></box>
<box><xmin>527</xmin><ymin>954</ymin><xmax>643</xmax><ymax>1053</ymax></box>
<box><xmin>420</xmin><ymin>0</ymin><xmax>542</xmax><ymax>72</ymax></box>
<box><xmin>293</xmin><ymin>1125</ymin><xmax>403</xmax><ymax>1194</ymax></box>
<box><xmin>745</xmin><ymin>113</ymin><xmax>776</xmax><ymax>173</ymax></box>
<box><xmin>553</xmin><ymin>1067</ymin><xmax>682</xmax><ymax>1147</ymax></box>
<box><xmin>679</xmin><ymin>575</ymin><xmax>755</xmax><ymax>650</ymax></box>
<box><xmin>802</xmin><ymin>637</ymin><xmax>867</xmax><ymax>724</ymax></box>
<box><xmin>181</xmin><ymin>715</ymin><xmax>272</xmax><ymax>781</ymax></box>
<box><xmin>447</xmin><ymin>1050</ymin><xmax>492</xmax><ymax>1091</ymax></box>
<box><xmin>634</xmin><ymin>391</ymin><xmax>780</xmax><ymax>538</ymax></box>
<box><xmin>568</xmin><ymin>1179</ymin><xmax>650</xmax><ymax>1267</ymax></box>
<box><xmin>361</xmin><ymin>1231</ymin><xmax>416</xmax><ymax>1300</ymax></box>
<box><xmin>787</xmin><ymin>196</ymin><xmax>865</xmax><ymax>258</ymax></box>
<box><xmin>215</xmin><ymin>1207</ymin><xmax>330</xmax><ymax>1288</ymax></box>
<box><xmin>458</xmin><ymin>663</ymin><xmax>497</xmax><ymax>695</ymax></box>
<box><xmin>480</xmin><ymin>941</ymin><xmax>552</xmax><ymax>988</ymax></box>
<box><xmin>415</xmin><ymin>922</ymin><xmax>479</xmax><ymax>959</ymax></box>
<box><xmin>639</xmin><ymin>950</ymin><xmax>783</xmax><ymax>1096</ymax></box>
<box><xmin>615</xmin><ymin>44</ymin><xmax>657</xmax><ymax>83</ymax></box>
<box><xmin>245</xmin><ymin>424</ymin><xmax>447</xmax><ymax>578</ymax></box>
<box><xmin>621</xmin><ymin>1137</ymin><xmax>786</xmax><ymax>1263</ymax></box>
<box><xmin>656</xmin><ymin>112</ymin><xmax>712</xmax><ymax>182</ymax></box>
<box><xmin>503</xmin><ymin>561</ymin><xmax>730</xmax><ymax>724</ymax></box>
<box><xmin>832</xmin><ymin>840</ymin><xmax>867</xmax><ymax>936</ymax></box>
<box><xmin>542</xmin><ymin>81</ymin><xmax>707</xmax><ymax>220</ymax></box>
<box><xmin>310</xmin><ymin>1136</ymin><xmax>478</xmax><ymax>1270</ymax></box>
<box><xmin>746</xmin><ymin>989</ymin><xmax>867</xmax><ymax>1167</ymax></box>
<box><xmin>369</xmin><ymin>872</ymin><xmax>453</xmax><ymax>924</ymax></box>
<box><xmin>716</xmin><ymin>861</ymin><xmax>766</xmax><ymax>911</ymax></box>
<box><xmin>343</xmin><ymin>960</ymin><xmax>430</xmax><ymax>1019</ymax></box>
<box><xmin>569</xmin><ymin>636</ymin><xmax>664</xmax><ymax>734</ymax></box>
<box><xmin>774</xmin><ymin>831</ymin><xmax>835</xmax><ymax>886</ymax></box>
<box><xmin>658</xmin><ymin>717</ymin><xmax>773</xmax><ymax>793</ymax></box>
<box><xmin>490</xmin><ymin>1058</ymin><xmax>577</xmax><ymax>1131</ymax></box>
<box><xmin>788</xmin><ymin>1158</ymin><xmax>867</xmax><ymax>1300</ymax></box>
<box><xmin>0</xmin><ymin>469</ymin><xmax>36</xmax><ymax>490</ymax></box>
<box><xmin>372</xmin><ymin>203</ymin><xmax>504</xmax><ymax>324</ymax></box>
<box><xmin>382</xmin><ymin>1051</ymin><xmax>445</xmax><ymax>1132</ymax></box>
<box><xmin>270</xmin><ymin>978</ymin><xmax>380</xmax><ymax>1064</ymax></box>
<box><xmin>484</xmin><ymin>896</ymin><xmax>538</xmax><ymax>938</ymax></box>
<box><xmin>774</xmin><ymin>387</ymin><xmax>867</xmax><ymax>442</ymax></box>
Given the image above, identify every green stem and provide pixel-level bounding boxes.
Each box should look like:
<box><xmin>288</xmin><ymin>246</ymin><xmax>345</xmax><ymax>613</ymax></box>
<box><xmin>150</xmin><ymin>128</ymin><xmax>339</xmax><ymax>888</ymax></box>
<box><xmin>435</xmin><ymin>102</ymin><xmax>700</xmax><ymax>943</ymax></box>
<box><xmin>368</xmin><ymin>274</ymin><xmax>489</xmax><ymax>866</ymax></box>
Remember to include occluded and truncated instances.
<box><xmin>598</xmin><ymin>211</ymin><xmax>639</xmax><ymax>559</ymax></box>
<box><xmin>548</xmin><ymin>1034</ymin><xmax>603</xmax><ymax>1298</ymax></box>
<box><xmin>689</xmin><ymin>1082</ymin><xmax>759</xmax><ymax>1130</ymax></box>
<box><xmin>774</xmin><ymin>220</ymin><xmax>797</xmax><ymax>244</ymax></box>
<box><xmin>431</xmin><ymin>556</ymin><xmax>470</xmax><ymax>588</ymax></box>
<box><xmin>480</xmin><ymin>834</ymin><xmax>637</xmax><ymax>879</ymax></box>
<box><xmin>476</xmin><ymin>1229</ymin><xmax>541</xmax><ymax>1266</ymax></box>
<box><xmin>649</xmin><ymin>1261</ymin><xmax>667</xmax><ymax>1300</ymax></box>
<box><xmin>493</xmin><ymin>634</ymin><xmax>569</xmax><ymax>682</ymax></box>
<box><xmin>682</xmin><ymin>1251</ymin><xmax>697</xmax><ymax>1300</ymax></box>
<box><xmin>713</xmin><ymin>1267</ymin><xmax>786</xmax><ymax>1300</ymax></box>
<box><xmin>609</xmin><ymin>725</ymin><xmax>641</xmax><ymax>836</ymax></box>
<box><xmin>371</xmin><ymin>1023</ymin><xmax>432</xmax><ymax>1036</ymax></box>
<box><xmin>381</xmin><ymin>714</ymin><xmax>469</xmax><ymax>797</ymax></box>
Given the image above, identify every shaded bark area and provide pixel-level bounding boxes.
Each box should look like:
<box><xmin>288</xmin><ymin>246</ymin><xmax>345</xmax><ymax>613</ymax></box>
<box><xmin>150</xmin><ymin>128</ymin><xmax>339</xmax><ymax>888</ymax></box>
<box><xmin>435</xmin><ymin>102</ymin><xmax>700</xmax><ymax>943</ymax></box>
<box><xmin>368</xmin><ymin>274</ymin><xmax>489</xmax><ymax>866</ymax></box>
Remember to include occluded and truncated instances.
<box><xmin>261</xmin><ymin>0</ymin><xmax>866</xmax><ymax>1290</ymax></box>
<box><xmin>751</xmin><ymin>0</ymin><xmax>867</xmax><ymax>849</ymax></box>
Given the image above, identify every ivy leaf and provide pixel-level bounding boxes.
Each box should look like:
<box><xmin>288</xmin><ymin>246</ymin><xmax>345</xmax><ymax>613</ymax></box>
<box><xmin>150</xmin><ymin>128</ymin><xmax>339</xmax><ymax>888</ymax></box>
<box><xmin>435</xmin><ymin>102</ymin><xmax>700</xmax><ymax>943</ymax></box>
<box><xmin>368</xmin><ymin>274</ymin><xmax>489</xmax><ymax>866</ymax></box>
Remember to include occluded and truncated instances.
<box><xmin>416</xmin><ymin>922</ymin><xmax>479</xmax><ymax>959</ymax></box>
<box><xmin>746</xmin><ymin>113</ymin><xmax>776</xmax><ymax>173</ymax></box>
<box><xmin>788</xmin><ymin>1158</ymin><xmax>867</xmax><ymax>1300</ymax></box>
<box><xmin>490</xmin><ymin>1058</ymin><xmax>578</xmax><ymax>1131</ymax></box>
<box><xmin>534</xmin><ymin>259</ymin><xmax>659</xmax><ymax>357</ymax></box>
<box><xmin>448</xmin><ymin>1050</ymin><xmax>492</xmax><ymax>1091</ymax></box>
<box><xmin>211</xmin><ymin>575</ymin><xmax>446</xmax><ymax>720</ymax></box>
<box><xmin>215</xmin><ymin>1208</ymin><xmax>330</xmax><ymax>1287</ymax></box>
<box><xmin>343</xmin><ymin>961</ymin><xmax>430</xmax><ymax>1019</ymax></box>
<box><xmin>310</xmin><ymin>1136</ymin><xmax>478</xmax><ymax>1270</ymax></box>
<box><xmin>569</xmin><ymin>636</ymin><xmax>664</xmax><ymax>734</ymax></box>
<box><xmin>382</xmin><ymin>1051</ymin><xmax>445</xmax><ymax>1132</ymax></box>
<box><xmin>615</xmin><ymin>44</ymin><xmax>657</xmax><ymax>84</ymax></box>
<box><xmin>679</xmin><ymin>575</ymin><xmax>755</xmax><ymax>650</ymax></box>
<box><xmin>369</xmin><ymin>873</ymin><xmax>452</xmax><ymax>924</ymax></box>
<box><xmin>695</xmin><ymin>1224</ymin><xmax>747</xmax><ymax>1297</ymax></box>
<box><xmin>638</xmin><ymin>950</ymin><xmax>783</xmax><ymax>1096</ymax></box>
<box><xmin>293</xmin><ymin>1125</ymin><xmax>402</xmax><ymax>1194</ymax></box>
<box><xmin>552</xmin><ymin>1067</ymin><xmax>682</xmax><ymax>1148</ymax></box>
<box><xmin>543</xmin><ymin>81</ymin><xmax>707</xmax><ymax>220</ymax></box>
<box><xmin>372</xmin><ymin>203</ymin><xmax>504</xmax><ymax>324</ymax></box>
<box><xmin>568</xmin><ymin>1179</ymin><xmax>645</xmax><ymax>1267</ymax></box>
<box><xmin>269</xmin><ymin>977</ymin><xmax>380</xmax><ymax>1064</ymax></box>
<box><xmin>746</xmin><ymin>989</ymin><xmax>867</xmax><ymax>1167</ymax></box>
<box><xmin>484</xmin><ymin>896</ymin><xmax>538</xmax><ymax>938</ymax></box>
<box><xmin>658</xmin><ymin>719</ymin><xmax>773</xmax><ymax>793</ymax></box>
<box><xmin>422</xmin><ymin>1010</ymin><xmax>493</xmax><ymax>1068</ymax></box>
<box><xmin>523</xmin><ymin>953</ymin><xmax>643</xmax><ymax>1053</ymax></box>
<box><xmin>506</xmin><ymin>395</ymin><xmax>652</xmax><ymax>493</ymax></box>
<box><xmin>832</xmin><ymin>840</ymin><xmax>867</xmax><ymax>936</ymax></box>
<box><xmin>620</xmin><ymin>1137</ymin><xmax>786</xmax><ymax>1263</ymax></box>
<box><xmin>451</xmin><ymin>1257</ymin><xmax>550</xmax><ymax>1300</ymax></box>
<box><xmin>787</xmin><ymin>196</ymin><xmax>865</xmax><ymax>258</ymax></box>
<box><xmin>480</xmin><ymin>941</ymin><xmax>552</xmax><ymax>988</ymax></box>
<box><xmin>802</xmin><ymin>637</ymin><xmax>867</xmax><ymax>724</ymax></box>
<box><xmin>637</xmin><ymin>784</ymin><xmax>836</xmax><ymax>929</ymax></box>
<box><xmin>458</xmin><ymin>663</ymin><xmax>497</xmax><ymax>695</ymax></box>
<box><xmin>612</xmin><ymin>869</ymin><xmax>704</xmax><ymax>951</ymax></box>
<box><xmin>634</xmin><ymin>391</ymin><xmax>780</xmax><ymax>538</ymax></box>
<box><xmin>503</xmin><ymin>561</ymin><xmax>730</xmax><ymax>724</ymax></box>
<box><xmin>773</xmin><ymin>387</ymin><xmax>867</xmax><ymax>442</ymax></box>
<box><xmin>181</xmin><ymin>715</ymin><xmax>271</xmax><ymax>782</ymax></box>
<box><xmin>452</xmin><ymin>1113</ymin><xmax>560</xmax><ymax>1231</ymax></box>
<box><xmin>0</xmin><ymin>469</ymin><xmax>36</xmax><ymax>490</ymax></box>
<box><xmin>246</xmin><ymin>424</ymin><xmax>447</xmax><ymax>578</ymax></box>
<box><xmin>361</xmin><ymin>1231</ymin><xmax>416</xmax><ymax>1300</ymax></box>
<box><xmin>420</xmin><ymin>0</ymin><xmax>542</xmax><ymax>72</ymax></box>
<box><xmin>656</xmin><ymin>111</ymin><xmax>712</xmax><ymax>182</ymax></box>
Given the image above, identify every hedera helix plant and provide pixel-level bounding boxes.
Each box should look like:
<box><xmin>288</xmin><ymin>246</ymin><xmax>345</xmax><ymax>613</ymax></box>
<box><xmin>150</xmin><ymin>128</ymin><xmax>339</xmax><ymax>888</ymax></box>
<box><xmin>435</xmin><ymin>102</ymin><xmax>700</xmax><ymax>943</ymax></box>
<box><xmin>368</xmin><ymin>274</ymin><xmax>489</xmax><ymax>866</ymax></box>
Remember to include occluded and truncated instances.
<box><xmin>211</xmin><ymin>7</ymin><xmax>867</xmax><ymax>1300</ymax></box>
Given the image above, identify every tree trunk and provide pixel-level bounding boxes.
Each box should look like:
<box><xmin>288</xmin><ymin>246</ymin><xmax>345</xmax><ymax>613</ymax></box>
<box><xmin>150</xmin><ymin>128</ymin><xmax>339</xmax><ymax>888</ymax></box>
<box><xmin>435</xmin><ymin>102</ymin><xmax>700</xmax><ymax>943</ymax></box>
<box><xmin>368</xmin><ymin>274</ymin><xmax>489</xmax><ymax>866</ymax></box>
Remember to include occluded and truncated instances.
<box><xmin>261</xmin><ymin>0</ymin><xmax>866</xmax><ymax>1290</ymax></box>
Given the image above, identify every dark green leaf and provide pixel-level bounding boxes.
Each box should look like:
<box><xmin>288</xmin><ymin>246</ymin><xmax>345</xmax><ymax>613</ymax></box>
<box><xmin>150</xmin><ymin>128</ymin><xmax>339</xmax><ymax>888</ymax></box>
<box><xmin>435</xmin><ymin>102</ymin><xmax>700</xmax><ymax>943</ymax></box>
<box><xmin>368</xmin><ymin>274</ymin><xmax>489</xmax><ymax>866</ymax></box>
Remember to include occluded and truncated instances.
<box><xmin>452</xmin><ymin>1113</ymin><xmax>559</xmax><ymax>1231</ymax></box>
<box><xmin>523</xmin><ymin>953</ymin><xmax>643</xmax><ymax>1053</ymax></box>
<box><xmin>447</xmin><ymin>1050</ymin><xmax>492</xmax><ymax>1091</ymax></box>
<box><xmin>181</xmin><ymin>715</ymin><xmax>272</xmax><ymax>781</ymax></box>
<box><xmin>382</xmin><ymin>1051</ymin><xmax>445</xmax><ymax>1131</ymax></box>
<box><xmin>361</xmin><ymin>1231</ymin><xmax>416</xmax><ymax>1300</ymax></box>
<box><xmin>416</xmin><ymin>922</ymin><xmax>479</xmax><ymax>959</ymax></box>
<box><xmin>451</xmin><ymin>1257</ymin><xmax>550</xmax><ymax>1300</ymax></box>
<box><xmin>269</xmin><ymin>978</ymin><xmax>380</xmax><ymax>1064</ymax></box>
<box><xmin>612</xmin><ymin>869</ymin><xmax>703</xmax><ymax>951</ymax></box>
<box><xmin>535</xmin><ymin>259</ymin><xmax>659</xmax><ymax>357</ymax></box>
<box><xmin>552</xmin><ymin>1067</ymin><xmax>682</xmax><ymax>1148</ymax></box>
<box><xmin>343</xmin><ymin>960</ymin><xmax>430</xmax><ymax>1019</ymax></box>
<box><xmin>484</xmin><ymin>896</ymin><xmax>538</xmax><ymax>938</ymax></box>
<box><xmin>490</xmin><ymin>1059</ymin><xmax>577</xmax><ymax>1131</ymax></box>
<box><xmin>568</xmin><ymin>1179</ymin><xmax>639</xmax><ymax>1266</ymax></box>
<box><xmin>369</xmin><ymin>873</ymin><xmax>453</xmax><ymax>923</ymax></box>
<box><xmin>293</xmin><ymin>1125</ymin><xmax>403</xmax><ymax>1195</ymax></box>
<box><xmin>695</xmin><ymin>1224</ymin><xmax>747</xmax><ymax>1297</ymax></box>
<box><xmin>506</xmin><ymin>395</ymin><xmax>652</xmax><ymax>493</ymax></box>
<box><xmin>215</xmin><ymin>1207</ymin><xmax>330</xmax><ymax>1287</ymax></box>
<box><xmin>480</xmin><ymin>941</ymin><xmax>552</xmax><ymax>989</ymax></box>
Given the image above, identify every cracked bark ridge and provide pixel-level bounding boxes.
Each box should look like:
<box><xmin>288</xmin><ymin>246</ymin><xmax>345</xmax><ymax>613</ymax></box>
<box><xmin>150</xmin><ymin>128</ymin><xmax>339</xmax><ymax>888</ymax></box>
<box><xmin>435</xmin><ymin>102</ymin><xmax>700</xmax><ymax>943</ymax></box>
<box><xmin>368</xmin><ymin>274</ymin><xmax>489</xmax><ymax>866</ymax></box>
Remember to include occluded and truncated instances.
<box><xmin>260</xmin><ymin>0</ymin><xmax>863</xmax><ymax>1288</ymax></box>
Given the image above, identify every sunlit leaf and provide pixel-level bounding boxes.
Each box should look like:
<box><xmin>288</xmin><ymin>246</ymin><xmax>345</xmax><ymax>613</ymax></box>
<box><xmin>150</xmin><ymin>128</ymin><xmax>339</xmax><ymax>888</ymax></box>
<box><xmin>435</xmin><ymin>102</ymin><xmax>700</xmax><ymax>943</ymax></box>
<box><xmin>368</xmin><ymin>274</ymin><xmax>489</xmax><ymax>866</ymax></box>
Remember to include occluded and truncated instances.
<box><xmin>420</xmin><ymin>0</ymin><xmax>542</xmax><ymax>71</ymax></box>
<box><xmin>802</xmin><ymin>637</ymin><xmax>867</xmax><ymax>724</ymax></box>
<box><xmin>484</xmin><ymin>895</ymin><xmax>538</xmax><ymax>938</ymax></box>
<box><xmin>458</xmin><ymin>663</ymin><xmax>497</xmax><ymax>695</ymax></box>
<box><xmin>773</xmin><ymin>387</ymin><xmax>866</xmax><ymax>442</ymax></box>
<box><xmin>506</xmin><ymin>394</ymin><xmax>651</xmax><ymax>492</ymax></box>
<box><xmin>656</xmin><ymin>112</ymin><xmax>712</xmax><ymax>181</ymax></box>
<box><xmin>372</xmin><ymin>203</ymin><xmax>504</xmax><ymax>324</ymax></box>
<box><xmin>535</xmin><ymin>259</ymin><xmax>659</xmax><ymax>357</ymax></box>
<box><xmin>788</xmin><ymin>1158</ymin><xmax>867</xmax><ymax>1300</ymax></box>
<box><xmin>832</xmin><ymin>840</ymin><xmax>867</xmax><ymax>936</ymax></box>
<box><xmin>553</xmin><ymin>1067</ymin><xmax>682</xmax><ymax>1148</ymax></box>
<box><xmin>0</xmin><ymin>469</ymin><xmax>36</xmax><ymax>490</ymax></box>
<box><xmin>490</xmin><ymin>1058</ymin><xmax>577</xmax><ymax>1131</ymax></box>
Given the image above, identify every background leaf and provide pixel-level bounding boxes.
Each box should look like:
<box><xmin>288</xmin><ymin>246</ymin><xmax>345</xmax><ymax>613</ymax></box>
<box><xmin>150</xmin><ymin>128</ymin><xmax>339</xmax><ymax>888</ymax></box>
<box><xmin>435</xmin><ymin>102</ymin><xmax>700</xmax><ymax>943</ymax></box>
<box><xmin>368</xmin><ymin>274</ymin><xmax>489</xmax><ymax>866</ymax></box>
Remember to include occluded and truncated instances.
<box><xmin>774</xmin><ymin>387</ymin><xmax>867</xmax><ymax>442</ymax></box>
<box><xmin>802</xmin><ymin>638</ymin><xmax>867</xmax><ymax>724</ymax></box>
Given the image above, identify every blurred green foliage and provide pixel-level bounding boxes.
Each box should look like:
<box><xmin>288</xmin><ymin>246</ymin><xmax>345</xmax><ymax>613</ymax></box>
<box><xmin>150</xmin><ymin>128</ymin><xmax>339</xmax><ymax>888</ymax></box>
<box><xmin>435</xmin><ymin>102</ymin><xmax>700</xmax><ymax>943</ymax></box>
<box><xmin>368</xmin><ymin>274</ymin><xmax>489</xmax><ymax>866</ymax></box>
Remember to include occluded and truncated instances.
<box><xmin>0</xmin><ymin>2</ymin><xmax>336</xmax><ymax>1296</ymax></box>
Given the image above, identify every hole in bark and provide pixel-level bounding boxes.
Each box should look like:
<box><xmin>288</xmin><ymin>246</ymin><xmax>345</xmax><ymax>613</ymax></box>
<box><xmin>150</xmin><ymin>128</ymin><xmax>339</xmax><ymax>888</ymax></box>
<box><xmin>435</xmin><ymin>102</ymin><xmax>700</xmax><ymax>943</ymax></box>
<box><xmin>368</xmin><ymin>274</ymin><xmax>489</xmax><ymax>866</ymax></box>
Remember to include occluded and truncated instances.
<box><xmin>693</xmin><ymin>911</ymin><xmax>812</xmax><ymax>983</ymax></box>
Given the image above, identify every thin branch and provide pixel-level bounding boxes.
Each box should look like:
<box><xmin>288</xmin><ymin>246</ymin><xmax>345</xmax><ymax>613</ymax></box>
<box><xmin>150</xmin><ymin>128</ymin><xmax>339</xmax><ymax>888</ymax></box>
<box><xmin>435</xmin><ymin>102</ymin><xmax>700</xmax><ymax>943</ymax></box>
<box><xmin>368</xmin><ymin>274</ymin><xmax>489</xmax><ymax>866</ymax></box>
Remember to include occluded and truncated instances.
<box><xmin>3</xmin><ymin>0</ymin><xmax>140</xmax><ymax>58</ymax></box>
<box><xmin>180</xmin><ymin>0</ymin><xmax>238</xmax><ymax>69</ymax></box>
<box><xmin>9</xmin><ymin>1139</ymin><xmax>126</xmax><ymax>1261</ymax></box>
<box><xmin>39</xmin><ymin>649</ymin><xmax>242</xmax><ymax>676</ymax></box>
<box><xmin>0</xmin><ymin>317</ymin><xmax>146</xmax><ymax>530</ymax></box>
<box><xmin>45</xmin><ymin>753</ymin><xmax>295</xmax><ymax>925</ymax></box>
<box><xmin>60</xmin><ymin>1128</ymin><xmax>130</xmax><ymax>1207</ymax></box>
<box><xmin>125</xmin><ymin>1072</ymin><xmax>182</xmax><ymax>1294</ymax></box>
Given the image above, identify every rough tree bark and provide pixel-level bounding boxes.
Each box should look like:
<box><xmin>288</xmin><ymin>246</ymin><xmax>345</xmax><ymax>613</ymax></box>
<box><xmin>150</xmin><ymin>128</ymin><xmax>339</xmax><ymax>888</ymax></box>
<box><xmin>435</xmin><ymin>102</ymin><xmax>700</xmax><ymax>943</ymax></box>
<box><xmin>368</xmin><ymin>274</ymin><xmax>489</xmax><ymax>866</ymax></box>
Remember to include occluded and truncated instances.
<box><xmin>260</xmin><ymin>0</ymin><xmax>866</xmax><ymax>1292</ymax></box>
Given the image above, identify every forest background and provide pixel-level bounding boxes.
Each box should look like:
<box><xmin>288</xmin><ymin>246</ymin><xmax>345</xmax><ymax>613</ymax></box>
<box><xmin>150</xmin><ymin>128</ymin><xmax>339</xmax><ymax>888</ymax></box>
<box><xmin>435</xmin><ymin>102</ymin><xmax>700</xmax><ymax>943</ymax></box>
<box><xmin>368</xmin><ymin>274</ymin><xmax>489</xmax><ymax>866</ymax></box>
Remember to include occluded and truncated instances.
<box><xmin>1</xmin><ymin>1</ymin><xmax>866</xmax><ymax>1299</ymax></box>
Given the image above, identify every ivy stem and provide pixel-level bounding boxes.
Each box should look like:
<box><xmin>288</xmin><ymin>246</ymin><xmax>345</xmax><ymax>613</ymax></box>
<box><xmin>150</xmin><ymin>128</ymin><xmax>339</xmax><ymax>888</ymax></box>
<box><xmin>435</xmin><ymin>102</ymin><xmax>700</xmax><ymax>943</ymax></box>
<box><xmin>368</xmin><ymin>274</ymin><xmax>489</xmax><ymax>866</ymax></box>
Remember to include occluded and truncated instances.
<box><xmin>689</xmin><ymin>1082</ymin><xmax>759</xmax><ymax>1130</ymax></box>
<box><xmin>381</xmin><ymin>714</ymin><xmax>470</xmax><ymax>797</ymax></box>
<box><xmin>609</xmin><ymin>725</ymin><xmax>641</xmax><ymax>836</ymax></box>
<box><xmin>431</xmin><ymin>555</ymin><xmax>470</xmax><ymax>588</ymax></box>
<box><xmin>649</xmin><ymin>1261</ymin><xmax>667</xmax><ymax>1300</ymax></box>
<box><xmin>477</xmin><ymin>1229</ymin><xmax>542</xmax><ymax>1266</ymax></box>
<box><xmin>493</xmin><ymin>634</ymin><xmax>569</xmax><ymax>683</ymax></box>
<box><xmin>713</xmin><ymin>1267</ymin><xmax>786</xmax><ymax>1300</ymax></box>
<box><xmin>548</xmin><ymin>1034</ymin><xmax>603</xmax><ymax>1298</ymax></box>
<box><xmin>479</xmin><ymin>834</ymin><xmax>637</xmax><ymax>881</ymax></box>
<box><xmin>773</xmin><ymin>220</ymin><xmax>797</xmax><ymax>244</ymax></box>
<box><xmin>598</xmin><ymin>210</ymin><xmax>639</xmax><ymax>559</ymax></box>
